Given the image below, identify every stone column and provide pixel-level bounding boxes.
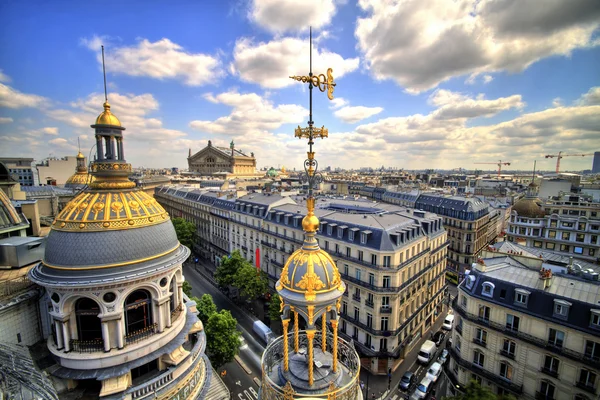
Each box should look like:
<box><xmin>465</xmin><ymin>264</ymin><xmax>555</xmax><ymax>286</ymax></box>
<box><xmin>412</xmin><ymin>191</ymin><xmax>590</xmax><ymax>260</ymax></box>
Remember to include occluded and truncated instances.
<box><xmin>331</xmin><ymin>319</ymin><xmax>338</xmax><ymax>373</ymax></box>
<box><xmin>101</xmin><ymin>321</ymin><xmax>110</xmax><ymax>352</ymax></box>
<box><xmin>307</xmin><ymin>330</ymin><xmax>315</xmax><ymax>386</ymax></box>
<box><xmin>55</xmin><ymin>321</ymin><xmax>64</xmax><ymax>350</ymax></box>
<box><xmin>110</xmin><ymin>136</ymin><xmax>116</xmax><ymax>160</ymax></box>
<box><xmin>165</xmin><ymin>302</ymin><xmax>172</xmax><ymax>329</ymax></box>
<box><xmin>96</xmin><ymin>135</ymin><xmax>104</xmax><ymax>161</ymax></box>
<box><xmin>282</xmin><ymin>318</ymin><xmax>290</xmax><ymax>372</ymax></box>
<box><xmin>294</xmin><ymin>311</ymin><xmax>299</xmax><ymax>353</ymax></box>
<box><xmin>116</xmin><ymin>318</ymin><xmax>124</xmax><ymax>349</ymax></box>
<box><xmin>117</xmin><ymin>137</ymin><xmax>124</xmax><ymax>160</ymax></box>
<box><xmin>62</xmin><ymin>321</ymin><xmax>71</xmax><ymax>352</ymax></box>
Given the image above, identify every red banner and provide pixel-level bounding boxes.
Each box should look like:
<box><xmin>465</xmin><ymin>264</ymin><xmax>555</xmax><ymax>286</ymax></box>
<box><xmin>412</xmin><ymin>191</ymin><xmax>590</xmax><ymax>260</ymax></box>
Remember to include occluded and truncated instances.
<box><xmin>255</xmin><ymin>248</ymin><xmax>260</xmax><ymax>270</ymax></box>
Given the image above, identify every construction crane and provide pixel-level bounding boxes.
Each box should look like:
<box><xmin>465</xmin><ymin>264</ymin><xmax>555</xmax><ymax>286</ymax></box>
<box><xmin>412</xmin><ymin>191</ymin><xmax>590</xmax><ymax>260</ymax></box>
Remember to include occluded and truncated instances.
<box><xmin>474</xmin><ymin>160</ymin><xmax>511</xmax><ymax>179</ymax></box>
<box><xmin>544</xmin><ymin>152</ymin><xmax>594</xmax><ymax>173</ymax></box>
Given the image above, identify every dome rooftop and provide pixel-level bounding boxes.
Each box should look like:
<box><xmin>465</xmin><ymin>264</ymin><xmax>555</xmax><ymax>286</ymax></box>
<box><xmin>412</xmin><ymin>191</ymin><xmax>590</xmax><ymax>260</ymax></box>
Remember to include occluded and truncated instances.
<box><xmin>512</xmin><ymin>197</ymin><xmax>545</xmax><ymax>218</ymax></box>
<box><xmin>64</xmin><ymin>171</ymin><xmax>95</xmax><ymax>188</ymax></box>
<box><xmin>95</xmin><ymin>102</ymin><xmax>121</xmax><ymax>127</ymax></box>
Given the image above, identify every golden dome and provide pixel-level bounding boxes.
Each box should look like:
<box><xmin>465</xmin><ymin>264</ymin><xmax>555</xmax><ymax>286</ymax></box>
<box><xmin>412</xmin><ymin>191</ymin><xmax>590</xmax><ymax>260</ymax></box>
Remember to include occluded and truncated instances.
<box><xmin>95</xmin><ymin>101</ymin><xmax>121</xmax><ymax>127</ymax></box>
<box><xmin>302</xmin><ymin>214</ymin><xmax>320</xmax><ymax>232</ymax></box>
<box><xmin>64</xmin><ymin>171</ymin><xmax>95</xmax><ymax>187</ymax></box>
<box><xmin>76</xmin><ymin>151</ymin><xmax>85</xmax><ymax>159</ymax></box>
<box><xmin>278</xmin><ymin>244</ymin><xmax>343</xmax><ymax>301</ymax></box>
<box><xmin>53</xmin><ymin>190</ymin><xmax>169</xmax><ymax>232</ymax></box>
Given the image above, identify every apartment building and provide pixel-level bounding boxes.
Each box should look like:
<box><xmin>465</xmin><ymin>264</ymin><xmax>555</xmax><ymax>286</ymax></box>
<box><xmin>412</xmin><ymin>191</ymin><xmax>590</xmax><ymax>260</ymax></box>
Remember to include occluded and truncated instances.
<box><xmin>415</xmin><ymin>194</ymin><xmax>498</xmax><ymax>283</ymax></box>
<box><xmin>449</xmin><ymin>256</ymin><xmax>600</xmax><ymax>400</ymax></box>
<box><xmin>0</xmin><ymin>158</ymin><xmax>35</xmax><ymax>186</ymax></box>
<box><xmin>155</xmin><ymin>187</ymin><xmax>449</xmax><ymax>374</ymax></box>
<box><xmin>508</xmin><ymin>192</ymin><xmax>600</xmax><ymax>263</ymax></box>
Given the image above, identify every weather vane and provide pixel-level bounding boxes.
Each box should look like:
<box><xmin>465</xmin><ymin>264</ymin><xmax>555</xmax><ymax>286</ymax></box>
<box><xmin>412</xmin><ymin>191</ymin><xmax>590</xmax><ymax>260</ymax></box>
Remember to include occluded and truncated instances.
<box><xmin>289</xmin><ymin>27</ymin><xmax>336</xmax><ymax>205</ymax></box>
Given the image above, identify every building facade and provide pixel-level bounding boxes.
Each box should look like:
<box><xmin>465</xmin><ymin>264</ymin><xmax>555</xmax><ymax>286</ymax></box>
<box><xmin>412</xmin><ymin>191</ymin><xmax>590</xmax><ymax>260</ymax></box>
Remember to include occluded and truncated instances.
<box><xmin>508</xmin><ymin>193</ymin><xmax>600</xmax><ymax>263</ymax></box>
<box><xmin>0</xmin><ymin>158</ymin><xmax>35</xmax><ymax>187</ymax></box>
<box><xmin>449</xmin><ymin>255</ymin><xmax>600</xmax><ymax>400</ymax></box>
<box><xmin>415</xmin><ymin>194</ymin><xmax>498</xmax><ymax>283</ymax></box>
<box><xmin>156</xmin><ymin>188</ymin><xmax>449</xmax><ymax>374</ymax></box>
<box><xmin>187</xmin><ymin>140</ymin><xmax>258</xmax><ymax>178</ymax></box>
<box><xmin>38</xmin><ymin>155</ymin><xmax>85</xmax><ymax>186</ymax></box>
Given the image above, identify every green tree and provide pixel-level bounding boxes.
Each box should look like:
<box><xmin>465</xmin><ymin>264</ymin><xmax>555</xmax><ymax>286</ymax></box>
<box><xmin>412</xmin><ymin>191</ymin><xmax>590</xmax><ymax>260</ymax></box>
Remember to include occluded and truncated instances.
<box><xmin>269</xmin><ymin>293</ymin><xmax>282</xmax><ymax>321</ymax></box>
<box><xmin>233</xmin><ymin>263</ymin><xmax>268</xmax><ymax>300</ymax></box>
<box><xmin>205</xmin><ymin>310</ymin><xmax>241</xmax><ymax>368</ymax></box>
<box><xmin>182</xmin><ymin>281</ymin><xmax>192</xmax><ymax>297</ymax></box>
<box><xmin>172</xmin><ymin>217</ymin><xmax>196</xmax><ymax>249</ymax></box>
<box><xmin>215</xmin><ymin>250</ymin><xmax>246</xmax><ymax>288</ymax></box>
<box><xmin>444</xmin><ymin>381</ymin><xmax>516</xmax><ymax>400</ymax></box>
<box><xmin>196</xmin><ymin>294</ymin><xmax>217</xmax><ymax>323</ymax></box>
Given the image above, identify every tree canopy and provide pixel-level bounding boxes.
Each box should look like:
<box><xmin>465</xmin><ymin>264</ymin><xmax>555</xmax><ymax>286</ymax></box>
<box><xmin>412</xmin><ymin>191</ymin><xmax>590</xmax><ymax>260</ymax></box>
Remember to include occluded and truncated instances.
<box><xmin>196</xmin><ymin>294</ymin><xmax>217</xmax><ymax>323</ymax></box>
<box><xmin>269</xmin><ymin>293</ymin><xmax>282</xmax><ymax>321</ymax></box>
<box><xmin>205</xmin><ymin>309</ymin><xmax>241</xmax><ymax>368</ymax></box>
<box><xmin>445</xmin><ymin>381</ymin><xmax>517</xmax><ymax>400</ymax></box>
<box><xmin>172</xmin><ymin>217</ymin><xmax>196</xmax><ymax>249</ymax></box>
<box><xmin>182</xmin><ymin>281</ymin><xmax>193</xmax><ymax>297</ymax></box>
<box><xmin>215</xmin><ymin>250</ymin><xmax>246</xmax><ymax>288</ymax></box>
<box><xmin>233</xmin><ymin>263</ymin><xmax>268</xmax><ymax>300</ymax></box>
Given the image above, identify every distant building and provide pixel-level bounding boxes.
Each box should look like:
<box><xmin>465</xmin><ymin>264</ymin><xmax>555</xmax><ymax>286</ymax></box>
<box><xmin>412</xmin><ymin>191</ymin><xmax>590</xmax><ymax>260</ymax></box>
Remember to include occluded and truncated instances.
<box><xmin>449</xmin><ymin>254</ymin><xmax>600</xmax><ymax>399</ymax></box>
<box><xmin>37</xmin><ymin>155</ymin><xmax>86</xmax><ymax>186</ymax></box>
<box><xmin>187</xmin><ymin>140</ymin><xmax>258</xmax><ymax>178</ymax></box>
<box><xmin>0</xmin><ymin>158</ymin><xmax>35</xmax><ymax>186</ymax></box>
<box><xmin>593</xmin><ymin>151</ymin><xmax>600</xmax><ymax>174</ymax></box>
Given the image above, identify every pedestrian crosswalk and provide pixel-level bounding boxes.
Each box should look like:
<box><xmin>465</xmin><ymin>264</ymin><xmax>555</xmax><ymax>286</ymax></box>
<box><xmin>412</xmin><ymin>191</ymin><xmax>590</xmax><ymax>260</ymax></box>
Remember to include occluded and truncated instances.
<box><xmin>236</xmin><ymin>386</ymin><xmax>259</xmax><ymax>400</ymax></box>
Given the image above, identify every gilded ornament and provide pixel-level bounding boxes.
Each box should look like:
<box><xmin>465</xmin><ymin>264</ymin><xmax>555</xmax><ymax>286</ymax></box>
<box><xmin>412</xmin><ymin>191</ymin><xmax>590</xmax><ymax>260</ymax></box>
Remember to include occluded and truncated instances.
<box><xmin>93</xmin><ymin>202</ymin><xmax>105</xmax><ymax>213</ymax></box>
<box><xmin>148</xmin><ymin>217</ymin><xmax>154</xmax><ymax>222</ymax></box>
<box><xmin>128</xmin><ymin>220</ymin><xmax>134</xmax><ymax>225</ymax></box>
<box><xmin>296</xmin><ymin>270</ymin><xmax>325</xmax><ymax>301</ymax></box>
<box><xmin>103</xmin><ymin>222</ymin><xmax>110</xmax><ymax>228</ymax></box>
<box><xmin>79</xmin><ymin>223</ymin><xmax>85</xmax><ymax>229</ymax></box>
<box><xmin>60</xmin><ymin>222</ymin><xmax>66</xmax><ymax>228</ymax></box>
<box><xmin>308</xmin><ymin>305</ymin><xmax>315</xmax><ymax>325</ymax></box>
<box><xmin>113</xmin><ymin>164</ymin><xmax>119</xmax><ymax>170</ymax></box>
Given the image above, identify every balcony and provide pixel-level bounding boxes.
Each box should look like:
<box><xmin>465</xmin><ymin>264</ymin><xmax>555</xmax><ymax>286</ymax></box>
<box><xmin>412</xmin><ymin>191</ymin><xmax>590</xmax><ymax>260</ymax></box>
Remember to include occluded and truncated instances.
<box><xmin>575</xmin><ymin>381</ymin><xmax>597</xmax><ymax>395</ymax></box>
<box><xmin>365</xmin><ymin>300</ymin><xmax>374</xmax><ymax>308</ymax></box>
<box><xmin>499</xmin><ymin>349</ymin><xmax>515</xmax><ymax>360</ymax></box>
<box><xmin>452</xmin><ymin>297</ymin><xmax>600</xmax><ymax>369</ymax></box>
<box><xmin>339</xmin><ymin>272</ymin><xmax>399</xmax><ymax>293</ymax></box>
<box><xmin>352</xmin><ymin>294</ymin><xmax>361</xmax><ymax>302</ymax></box>
<box><xmin>380</xmin><ymin>307</ymin><xmax>392</xmax><ymax>314</ymax></box>
<box><xmin>69</xmin><ymin>338</ymin><xmax>104</xmax><ymax>353</ymax></box>
<box><xmin>171</xmin><ymin>303</ymin><xmax>184</xmax><ymax>322</ymax></box>
<box><xmin>472</xmin><ymin>338</ymin><xmax>487</xmax><ymax>348</ymax></box>
<box><xmin>449</xmin><ymin>346</ymin><xmax>523</xmax><ymax>395</ymax></box>
<box><xmin>270</xmin><ymin>259</ymin><xmax>284</xmax><ymax>268</ymax></box>
<box><xmin>125</xmin><ymin>324</ymin><xmax>158</xmax><ymax>346</ymax></box>
<box><xmin>540</xmin><ymin>366</ymin><xmax>559</xmax><ymax>378</ymax></box>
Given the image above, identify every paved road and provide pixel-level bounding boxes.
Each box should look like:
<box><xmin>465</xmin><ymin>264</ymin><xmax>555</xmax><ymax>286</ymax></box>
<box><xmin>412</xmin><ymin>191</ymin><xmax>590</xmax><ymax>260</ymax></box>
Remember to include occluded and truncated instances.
<box><xmin>183</xmin><ymin>262</ymin><xmax>265</xmax><ymax>400</ymax></box>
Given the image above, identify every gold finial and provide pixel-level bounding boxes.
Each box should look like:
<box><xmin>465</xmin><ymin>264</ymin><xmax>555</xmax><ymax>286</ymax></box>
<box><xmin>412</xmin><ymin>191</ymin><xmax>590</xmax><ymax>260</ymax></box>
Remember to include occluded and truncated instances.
<box><xmin>289</xmin><ymin>68</ymin><xmax>336</xmax><ymax>100</ymax></box>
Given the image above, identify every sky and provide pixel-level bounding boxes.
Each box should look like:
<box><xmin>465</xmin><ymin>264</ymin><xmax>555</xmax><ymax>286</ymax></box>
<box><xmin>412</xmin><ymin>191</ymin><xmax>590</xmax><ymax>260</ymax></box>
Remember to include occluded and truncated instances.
<box><xmin>0</xmin><ymin>0</ymin><xmax>599</xmax><ymax>173</ymax></box>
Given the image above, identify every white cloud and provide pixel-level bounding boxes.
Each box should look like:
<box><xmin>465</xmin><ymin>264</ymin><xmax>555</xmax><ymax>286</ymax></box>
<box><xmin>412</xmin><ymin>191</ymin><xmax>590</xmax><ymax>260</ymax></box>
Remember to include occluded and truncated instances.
<box><xmin>0</xmin><ymin>117</ymin><xmax>13</xmax><ymax>124</ymax></box>
<box><xmin>0</xmin><ymin>69</ymin><xmax>11</xmax><ymax>83</ymax></box>
<box><xmin>25</xmin><ymin>127</ymin><xmax>59</xmax><ymax>137</ymax></box>
<box><xmin>81</xmin><ymin>36</ymin><xmax>223</xmax><ymax>86</ymax></box>
<box><xmin>329</xmin><ymin>97</ymin><xmax>348</xmax><ymax>109</ymax></box>
<box><xmin>232</xmin><ymin>36</ymin><xmax>359</xmax><ymax>89</ymax></box>
<box><xmin>334</xmin><ymin>105</ymin><xmax>383</xmax><ymax>123</ymax></box>
<box><xmin>355</xmin><ymin>0</ymin><xmax>600</xmax><ymax>92</ymax></box>
<box><xmin>249</xmin><ymin>0</ymin><xmax>338</xmax><ymax>33</ymax></box>
<box><xmin>578</xmin><ymin>86</ymin><xmax>600</xmax><ymax>105</ymax></box>
<box><xmin>483</xmin><ymin>75</ymin><xmax>494</xmax><ymax>84</ymax></box>
<box><xmin>0</xmin><ymin>83</ymin><xmax>48</xmax><ymax>109</ymax></box>
<box><xmin>552</xmin><ymin>97</ymin><xmax>563</xmax><ymax>107</ymax></box>
<box><xmin>430</xmin><ymin>90</ymin><xmax>525</xmax><ymax>120</ymax></box>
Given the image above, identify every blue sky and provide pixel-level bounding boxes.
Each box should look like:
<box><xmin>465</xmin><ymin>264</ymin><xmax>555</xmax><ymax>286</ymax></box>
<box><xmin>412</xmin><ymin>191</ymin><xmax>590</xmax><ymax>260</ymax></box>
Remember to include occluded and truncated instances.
<box><xmin>1</xmin><ymin>0</ymin><xmax>599</xmax><ymax>172</ymax></box>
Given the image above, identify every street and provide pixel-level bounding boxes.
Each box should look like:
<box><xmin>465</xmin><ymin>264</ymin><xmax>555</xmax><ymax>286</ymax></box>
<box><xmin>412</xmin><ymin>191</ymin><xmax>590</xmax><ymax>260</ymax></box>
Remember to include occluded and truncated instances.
<box><xmin>184</xmin><ymin>262</ymin><xmax>264</xmax><ymax>400</ymax></box>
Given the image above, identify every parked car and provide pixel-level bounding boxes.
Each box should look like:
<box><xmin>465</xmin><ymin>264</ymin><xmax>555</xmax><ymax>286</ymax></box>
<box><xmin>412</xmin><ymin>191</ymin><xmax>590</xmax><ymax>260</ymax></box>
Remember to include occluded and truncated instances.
<box><xmin>398</xmin><ymin>371</ymin><xmax>415</xmax><ymax>391</ymax></box>
<box><xmin>432</xmin><ymin>331</ymin><xmax>446</xmax><ymax>347</ymax></box>
<box><xmin>414</xmin><ymin>377</ymin><xmax>433</xmax><ymax>399</ymax></box>
<box><xmin>442</xmin><ymin>313</ymin><xmax>455</xmax><ymax>330</ymax></box>
<box><xmin>437</xmin><ymin>349</ymin><xmax>449</xmax><ymax>365</ymax></box>
<box><xmin>426</xmin><ymin>362</ymin><xmax>442</xmax><ymax>383</ymax></box>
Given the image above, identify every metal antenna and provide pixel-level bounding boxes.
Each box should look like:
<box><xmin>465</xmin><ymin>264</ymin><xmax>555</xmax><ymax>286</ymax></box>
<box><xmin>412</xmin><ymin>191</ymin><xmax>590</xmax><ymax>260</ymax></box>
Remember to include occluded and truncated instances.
<box><xmin>101</xmin><ymin>45</ymin><xmax>108</xmax><ymax>102</ymax></box>
<box><xmin>78</xmin><ymin>137</ymin><xmax>81</xmax><ymax>152</ymax></box>
<box><xmin>308</xmin><ymin>27</ymin><xmax>314</xmax><ymax>198</ymax></box>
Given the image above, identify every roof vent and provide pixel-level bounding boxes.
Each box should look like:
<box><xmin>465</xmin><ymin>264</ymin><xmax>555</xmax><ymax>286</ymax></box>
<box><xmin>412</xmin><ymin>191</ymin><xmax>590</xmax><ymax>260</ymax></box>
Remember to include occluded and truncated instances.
<box><xmin>363</xmin><ymin>215</ymin><xmax>367</xmax><ymax>219</ymax></box>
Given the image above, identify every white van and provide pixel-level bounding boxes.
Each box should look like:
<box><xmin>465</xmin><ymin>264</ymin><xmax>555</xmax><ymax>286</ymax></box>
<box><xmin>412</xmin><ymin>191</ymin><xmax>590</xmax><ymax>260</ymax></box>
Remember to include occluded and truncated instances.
<box><xmin>442</xmin><ymin>314</ymin><xmax>455</xmax><ymax>330</ymax></box>
<box><xmin>414</xmin><ymin>377</ymin><xmax>433</xmax><ymax>399</ymax></box>
<box><xmin>417</xmin><ymin>340</ymin><xmax>437</xmax><ymax>364</ymax></box>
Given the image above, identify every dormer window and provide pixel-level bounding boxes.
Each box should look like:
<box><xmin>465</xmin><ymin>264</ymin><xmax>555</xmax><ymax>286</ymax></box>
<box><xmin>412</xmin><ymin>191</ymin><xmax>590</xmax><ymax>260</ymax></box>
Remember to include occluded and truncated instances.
<box><xmin>360</xmin><ymin>232</ymin><xmax>367</xmax><ymax>244</ymax></box>
<box><xmin>553</xmin><ymin>299</ymin><xmax>571</xmax><ymax>319</ymax></box>
<box><xmin>293</xmin><ymin>216</ymin><xmax>299</xmax><ymax>227</ymax></box>
<box><xmin>276</xmin><ymin>213</ymin><xmax>281</xmax><ymax>223</ymax></box>
<box><xmin>514</xmin><ymin>288</ymin><xmax>530</xmax><ymax>307</ymax></box>
<box><xmin>349</xmin><ymin>228</ymin><xmax>357</xmax><ymax>241</ymax></box>
<box><xmin>465</xmin><ymin>275</ymin><xmax>476</xmax><ymax>290</ymax></box>
<box><xmin>284</xmin><ymin>215</ymin><xmax>289</xmax><ymax>225</ymax></box>
<box><xmin>590</xmin><ymin>310</ymin><xmax>600</xmax><ymax>329</ymax></box>
<box><xmin>482</xmin><ymin>282</ymin><xmax>495</xmax><ymax>298</ymax></box>
<box><xmin>327</xmin><ymin>225</ymin><xmax>333</xmax><ymax>235</ymax></box>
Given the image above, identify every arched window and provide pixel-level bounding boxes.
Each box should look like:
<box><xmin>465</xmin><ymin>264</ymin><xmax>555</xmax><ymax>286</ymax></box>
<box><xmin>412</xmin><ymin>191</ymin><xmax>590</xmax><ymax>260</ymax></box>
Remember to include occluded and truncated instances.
<box><xmin>169</xmin><ymin>278</ymin><xmax>176</xmax><ymax>312</ymax></box>
<box><xmin>125</xmin><ymin>290</ymin><xmax>153</xmax><ymax>334</ymax></box>
<box><xmin>75</xmin><ymin>298</ymin><xmax>102</xmax><ymax>341</ymax></box>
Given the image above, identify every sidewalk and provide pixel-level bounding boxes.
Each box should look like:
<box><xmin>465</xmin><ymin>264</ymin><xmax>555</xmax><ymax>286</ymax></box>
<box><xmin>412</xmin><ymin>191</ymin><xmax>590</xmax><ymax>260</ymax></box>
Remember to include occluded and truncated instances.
<box><xmin>361</xmin><ymin>304</ymin><xmax>449</xmax><ymax>400</ymax></box>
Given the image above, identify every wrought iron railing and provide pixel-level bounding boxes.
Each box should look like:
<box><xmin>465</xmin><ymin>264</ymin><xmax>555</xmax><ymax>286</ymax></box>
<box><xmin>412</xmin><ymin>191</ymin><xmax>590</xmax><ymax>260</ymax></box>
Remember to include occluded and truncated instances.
<box><xmin>575</xmin><ymin>381</ymin><xmax>597</xmax><ymax>395</ymax></box>
<box><xmin>171</xmin><ymin>303</ymin><xmax>184</xmax><ymax>322</ymax></box>
<box><xmin>125</xmin><ymin>323</ymin><xmax>158</xmax><ymax>345</ymax></box>
<box><xmin>0</xmin><ymin>276</ymin><xmax>35</xmax><ymax>299</ymax></box>
<box><xmin>69</xmin><ymin>338</ymin><xmax>104</xmax><ymax>353</ymax></box>
<box><xmin>261</xmin><ymin>330</ymin><xmax>361</xmax><ymax>400</ymax></box>
<box><xmin>380</xmin><ymin>307</ymin><xmax>392</xmax><ymax>314</ymax></box>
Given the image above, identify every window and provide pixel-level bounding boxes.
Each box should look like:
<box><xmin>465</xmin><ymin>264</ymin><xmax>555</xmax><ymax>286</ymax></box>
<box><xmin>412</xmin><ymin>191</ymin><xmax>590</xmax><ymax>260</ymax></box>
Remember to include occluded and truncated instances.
<box><xmin>591</xmin><ymin>310</ymin><xmax>600</xmax><ymax>329</ymax></box>
<box><xmin>343</xmin><ymin>264</ymin><xmax>349</xmax><ymax>276</ymax></box>
<box><xmin>346</xmin><ymin>247</ymin><xmax>351</xmax><ymax>257</ymax></box>
<box><xmin>360</xmin><ymin>232</ymin><xmax>367</xmax><ymax>244</ymax></box>
<box><xmin>366</xmin><ymin>313</ymin><xmax>373</xmax><ymax>328</ymax></box>
<box><xmin>380</xmin><ymin>317</ymin><xmax>389</xmax><ymax>331</ymax></box>
<box><xmin>368</xmin><ymin>273</ymin><xmax>375</xmax><ymax>285</ymax></box>
<box><xmin>514</xmin><ymin>289</ymin><xmax>530</xmax><ymax>306</ymax></box>
<box><xmin>371</xmin><ymin>254</ymin><xmax>377</xmax><ymax>265</ymax></box>
<box><xmin>539</xmin><ymin>381</ymin><xmax>555</xmax><ymax>399</ymax></box>
<box><xmin>125</xmin><ymin>290</ymin><xmax>153</xmax><ymax>335</ymax></box>
<box><xmin>500</xmin><ymin>362</ymin><xmax>513</xmax><ymax>380</ymax></box>
<box><xmin>461</xmin><ymin>296</ymin><xmax>467</xmax><ymax>308</ymax></box>
<box><xmin>584</xmin><ymin>340</ymin><xmax>600</xmax><ymax>362</ymax></box>
<box><xmin>482</xmin><ymin>282</ymin><xmax>495</xmax><ymax>297</ymax></box>
<box><xmin>380</xmin><ymin>338</ymin><xmax>388</xmax><ymax>351</ymax></box>
<box><xmin>546</xmin><ymin>242</ymin><xmax>556</xmax><ymax>250</ymax></box>
<box><xmin>506</xmin><ymin>314</ymin><xmax>520</xmax><ymax>332</ymax></box>
<box><xmin>327</xmin><ymin>226</ymin><xmax>332</xmax><ymax>235</ymax></box>
<box><xmin>325</xmin><ymin>240</ymin><xmax>329</xmax><ymax>250</ymax></box>
<box><xmin>349</xmin><ymin>230</ymin><xmax>355</xmax><ymax>241</ymax></box>
<box><xmin>465</xmin><ymin>275</ymin><xmax>476</xmax><ymax>289</ymax></box>
<box><xmin>543</xmin><ymin>355</ymin><xmax>560</xmax><ymax>376</ymax></box>
<box><xmin>358</xmin><ymin>250</ymin><xmax>364</xmax><ymax>261</ymax></box>
<box><xmin>473</xmin><ymin>350</ymin><xmax>485</xmax><ymax>367</ymax></box>
<box><xmin>534</xmin><ymin>241</ymin><xmax>543</xmax><ymax>248</ymax></box>
<box><xmin>548</xmin><ymin>328</ymin><xmax>564</xmax><ymax>348</ymax></box>
<box><xmin>578</xmin><ymin>369</ymin><xmax>597</xmax><ymax>390</ymax></box>
<box><xmin>338</xmin><ymin>227</ymin><xmax>343</xmax><ymax>238</ymax></box>
<box><xmin>553</xmin><ymin>300</ymin><xmax>571</xmax><ymax>319</ymax></box>
<box><xmin>562</xmin><ymin>232</ymin><xmax>571</xmax><ymax>240</ymax></box>
<box><xmin>354</xmin><ymin>307</ymin><xmax>360</xmax><ymax>321</ymax></box>
<box><xmin>342</xmin><ymin>302</ymin><xmax>348</xmax><ymax>315</ymax></box>
<box><xmin>478</xmin><ymin>305</ymin><xmax>490</xmax><ymax>322</ymax></box>
<box><xmin>383</xmin><ymin>255</ymin><xmax>391</xmax><ymax>268</ymax></box>
<box><xmin>367</xmin><ymin>293</ymin><xmax>374</xmax><ymax>306</ymax></box>
<box><xmin>382</xmin><ymin>276</ymin><xmax>390</xmax><ymax>288</ymax></box>
<box><xmin>576</xmin><ymin>233</ymin><xmax>585</xmax><ymax>242</ymax></box>
<box><xmin>502</xmin><ymin>339</ymin><xmax>516</xmax><ymax>358</ymax></box>
<box><xmin>548</xmin><ymin>230</ymin><xmax>556</xmax><ymax>238</ymax></box>
<box><xmin>356</xmin><ymin>269</ymin><xmax>362</xmax><ymax>280</ymax></box>
<box><xmin>560</xmin><ymin>244</ymin><xmax>570</xmax><ymax>252</ymax></box>
<box><xmin>381</xmin><ymin>296</ymin><xmax>390</xmax><ymax>308</ymax></box>
<box><xmin>75</xmin><ymin>298</ymin><xmax>102</xmax><ymax>342</ymax></box>
<box><xmin>475</xmin><ymin>328</ymin><xmax>487</xmax><ymax>345</ymax></box>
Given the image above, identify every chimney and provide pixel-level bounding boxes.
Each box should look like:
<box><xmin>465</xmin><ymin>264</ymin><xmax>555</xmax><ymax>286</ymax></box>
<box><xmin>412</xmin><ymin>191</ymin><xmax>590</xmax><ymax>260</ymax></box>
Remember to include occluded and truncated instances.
<box><xmin>539</xmin><ymin>267</ymin><xmax>553</xmax><ymax>289</ymax></box>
